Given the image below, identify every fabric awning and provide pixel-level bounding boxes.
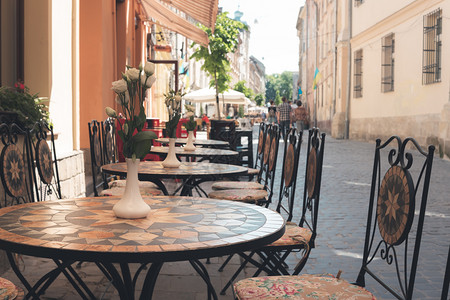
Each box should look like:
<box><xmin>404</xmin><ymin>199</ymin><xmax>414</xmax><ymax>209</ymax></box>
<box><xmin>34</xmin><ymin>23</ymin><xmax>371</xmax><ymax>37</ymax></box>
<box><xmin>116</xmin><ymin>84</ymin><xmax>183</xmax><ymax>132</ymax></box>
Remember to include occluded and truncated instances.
<box><xmin>141</xmin><ymin>0</ymin><xmax>216</xmax><ymax>46</ymax></box>
<box><xmin>159</xmin><ymin>0</ymin><xmax>218</xmax><ymax>30</ymax></box>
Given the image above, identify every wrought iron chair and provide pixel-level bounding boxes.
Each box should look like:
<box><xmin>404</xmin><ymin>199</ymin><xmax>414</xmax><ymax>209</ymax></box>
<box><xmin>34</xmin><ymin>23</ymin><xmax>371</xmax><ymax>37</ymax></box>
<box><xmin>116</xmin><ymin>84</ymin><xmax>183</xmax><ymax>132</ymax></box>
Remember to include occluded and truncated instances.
<box><xmin>0</xmin><ymin>122</ymin><xmax>36</xmax><ymax>206</ymax></box>
<box><xmin>208</xmin><ymin>124</ymin><xmax>281</xmax><ymax>207</ymax></box>
<box><xmin>28</xmin><ymin>121</ymin><xmax>61</xmax><ymax>201</ymax></box>
<box><xmin>88</xmin><ymin>120</ymin><xmax>105</xmax><ymax>196</ymax></box>
<box><xmin>88</xmin><ymin>119</ymin><xmax>161</xmax><ymax>197</ymax></box>
<box><xmin>442</xmin><ymin>246</ymin><xmax>449</xmax><ymax>300</ymax></box>
<box><xmin>233</xmin><ymin>136</ymin><xmax>435</xmax><ymax>300</ymax></box>
<box><xmin>221</xmin><ymin>128</ymin><xmax>325</xmax><ymax>295</ymax></box>
<box><xmin>210</xmin><ymin>122</ymin><xmax>269</xmax><ymax>191</ymax></box>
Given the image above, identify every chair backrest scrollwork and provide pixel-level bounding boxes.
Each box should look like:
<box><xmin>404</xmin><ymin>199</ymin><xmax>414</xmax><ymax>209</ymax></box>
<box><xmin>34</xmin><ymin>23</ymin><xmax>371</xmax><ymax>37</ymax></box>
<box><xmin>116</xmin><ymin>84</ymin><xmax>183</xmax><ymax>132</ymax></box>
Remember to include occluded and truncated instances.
<box><xmin>88</xmin><ymin>120</ymin><xmax>104</xmax><ymax>196</ymax></box>
<box><xmin>355</xmin><ymin>136</ymin><xmax>435</xmax><ymax>300</ymax></box>
<box><xmin>29</xmin><ymin>121</ymin><xmax>61</xmax><ymax>201</ymax></box>
<box><xmin>259</xmin><ymin>124</ymin><xmax>281</xmax><ymax>207</ymax></box>
<box><xmin>299</xmin><ymin>128</ymin><xmax>326</xmax><ymax>248</ymax></box>
<box><xmin>0</xmin><ymin>122</ymin><xmax>35</xmax><ymax>206</ymax></box>
<box><xmin>276</xmin><ymin>127</ymin><xmax>303</xmax><ymax>222</ymax></box>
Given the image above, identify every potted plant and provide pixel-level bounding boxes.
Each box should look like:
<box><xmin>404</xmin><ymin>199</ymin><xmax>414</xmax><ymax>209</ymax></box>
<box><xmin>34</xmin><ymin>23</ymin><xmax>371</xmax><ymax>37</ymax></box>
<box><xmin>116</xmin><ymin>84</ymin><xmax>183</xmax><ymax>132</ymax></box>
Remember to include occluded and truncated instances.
<box><xmin>0</xmin><ymin>83</ymin><xmax>49</xmax><ymax>128</ymax></box>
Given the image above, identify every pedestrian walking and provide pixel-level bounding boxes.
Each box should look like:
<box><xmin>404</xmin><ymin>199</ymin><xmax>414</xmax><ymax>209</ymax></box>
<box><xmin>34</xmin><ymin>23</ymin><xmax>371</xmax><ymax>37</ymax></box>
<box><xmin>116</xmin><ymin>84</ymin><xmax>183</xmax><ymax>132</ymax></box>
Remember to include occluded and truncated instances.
<box><xmin>293</xmin><ymin>100</ymin><xmax>308</xmax><ymax>131</ymax></box>
<box><xmin>267</xmin><ymin>101</ymin><xmax>277</xmax><ymax>124</ymax></box>
<box><xmin>277</xmin><ymin>97</ymin><xmax>292</xmax><ymax>140</ymax></box>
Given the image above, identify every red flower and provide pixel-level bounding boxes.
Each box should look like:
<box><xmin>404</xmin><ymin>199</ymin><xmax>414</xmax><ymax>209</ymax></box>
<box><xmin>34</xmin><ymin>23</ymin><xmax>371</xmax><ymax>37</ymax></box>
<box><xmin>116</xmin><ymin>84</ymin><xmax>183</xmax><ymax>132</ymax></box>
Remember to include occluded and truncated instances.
<box><xmin>14</xmin><ymin>82</ymin><xmax>25</xmax><ymax>90</ymax></box>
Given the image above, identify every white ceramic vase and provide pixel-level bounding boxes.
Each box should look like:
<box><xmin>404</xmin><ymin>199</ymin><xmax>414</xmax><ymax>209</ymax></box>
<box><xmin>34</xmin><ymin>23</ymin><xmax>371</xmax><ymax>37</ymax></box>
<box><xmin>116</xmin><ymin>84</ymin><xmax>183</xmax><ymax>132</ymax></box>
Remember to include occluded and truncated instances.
<box><xmin>113</xmin><ymin>158</ymin><xmax>150</xmax><ymax>219</ymax></box>
<box><xmin>184</xmin><ymin>131</ymin><xmax>196</xmax><ymax>151</ymax></box>
<box><xmin>162</xmin><ymin>138</ymin><xmax>181</xmax><ymax>168</ymax></box>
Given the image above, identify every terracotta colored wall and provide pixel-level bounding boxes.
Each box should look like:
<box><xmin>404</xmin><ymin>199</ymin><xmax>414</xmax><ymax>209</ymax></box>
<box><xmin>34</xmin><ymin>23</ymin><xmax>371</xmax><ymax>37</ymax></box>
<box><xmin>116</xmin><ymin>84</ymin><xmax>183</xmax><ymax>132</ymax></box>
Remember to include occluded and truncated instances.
<box><xmin>79</xmin><ymin>0</ymin><xmax>116</xmax><ymax>149</ymax></box>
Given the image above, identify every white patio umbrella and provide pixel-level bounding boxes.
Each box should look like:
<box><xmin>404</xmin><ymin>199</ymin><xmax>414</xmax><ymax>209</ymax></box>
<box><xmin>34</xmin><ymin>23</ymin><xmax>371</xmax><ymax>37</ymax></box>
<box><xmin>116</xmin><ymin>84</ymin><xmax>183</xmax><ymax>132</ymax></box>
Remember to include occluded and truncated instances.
<box><xmin>184</xmin><ymin>87</ymin><xmax>251</xmax><ymax>105</ymax></box>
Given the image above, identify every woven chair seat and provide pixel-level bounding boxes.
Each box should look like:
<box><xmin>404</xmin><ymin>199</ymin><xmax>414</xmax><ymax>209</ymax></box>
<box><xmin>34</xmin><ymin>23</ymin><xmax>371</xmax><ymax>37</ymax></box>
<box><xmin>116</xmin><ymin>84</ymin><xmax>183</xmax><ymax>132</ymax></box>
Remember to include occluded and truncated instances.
<box><xmin>100</xmin><ymin>186</ymin><xmax>162</xmax><ymax>197</ymax></box>
<box><xmin>233</xmin><ymin>274</ymin><xmax>375</xmax><ymax>300</ymax></box>
<box><xmin>211</xmin><ymin>181</ymin><xmax>264</xmax><ymax>190</ymax></box>
<box><xmin>108</xmin><ymin>179</ymin><xmax>159</xmax><ymax>189</ymax></box>
<box><xmin>208</xmin><ymin>189</ymin><xmax>268</xmax><ymax>204</ymax></box>
<box><xmin>0</xmin><ymin>277</ymin><xmax>23</xmax><ymax>300</ymax></box>
<box><xmin>265</xmin><ymin>222</ymin><xmax>312</xmax><ymax>248</ymax></box>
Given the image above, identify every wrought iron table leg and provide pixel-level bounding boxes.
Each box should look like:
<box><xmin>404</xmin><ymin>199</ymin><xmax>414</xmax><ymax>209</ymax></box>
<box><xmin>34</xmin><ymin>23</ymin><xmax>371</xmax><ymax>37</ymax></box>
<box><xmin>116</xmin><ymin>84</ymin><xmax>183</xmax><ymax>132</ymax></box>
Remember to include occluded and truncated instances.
<box><xmin>189</xmin><ymin>259</ymin><xmax>218</xmax><ymax>300</ymax></box>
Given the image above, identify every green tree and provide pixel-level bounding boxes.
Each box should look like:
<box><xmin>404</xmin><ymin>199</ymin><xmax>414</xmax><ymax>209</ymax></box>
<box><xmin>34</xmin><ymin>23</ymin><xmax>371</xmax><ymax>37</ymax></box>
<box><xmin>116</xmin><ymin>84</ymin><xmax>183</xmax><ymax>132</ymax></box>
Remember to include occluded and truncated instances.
<box><xmin>254</xmin><ymin>93</ymin><xmax>264</xmax><ymax>106</ymax></box>
<box><xmin>190</xmin><ymin>13</ymin><xmax>246</xmax><ymax>119</ymax></box>
<box><xmin>265</xmin><ymin>72</ymin><xmax>293</xmax><ymax>104</ymax></box>
<box><xmin>233</xmin><ymin>80</ymin><xmax>254</xmax><ymax>100</ymax></box>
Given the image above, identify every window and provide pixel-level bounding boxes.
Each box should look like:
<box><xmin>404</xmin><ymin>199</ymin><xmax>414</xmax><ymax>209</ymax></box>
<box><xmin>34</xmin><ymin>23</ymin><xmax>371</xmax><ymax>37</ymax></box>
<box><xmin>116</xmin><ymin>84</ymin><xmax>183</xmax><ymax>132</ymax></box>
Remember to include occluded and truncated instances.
<box><xmin>381</xmin><ymin>33</ymin><xmax>395</xmax><ymax>92</ymax></box>
<box><xmin>354</xmin><ymin>49</ymin><xmax>363</xmax><ymax>98</ymax></box>
<box><xmin>354</xmin><ymin>0</ymin><xmax>364</xmax><ymax>7</ymax></box>
<box><xmin>423</xmin><ymin>8</ymin><xmax>442</xmax><ymax>84</ymax></box>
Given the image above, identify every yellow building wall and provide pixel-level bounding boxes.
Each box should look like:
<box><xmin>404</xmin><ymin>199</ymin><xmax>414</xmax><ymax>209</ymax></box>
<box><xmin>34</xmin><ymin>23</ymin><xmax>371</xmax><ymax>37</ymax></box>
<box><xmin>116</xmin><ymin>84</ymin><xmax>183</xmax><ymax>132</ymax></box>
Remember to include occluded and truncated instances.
<box><xmin>351</xmin><ymin>0</ymin><xmax>449</xmax><ymax>119</ymax></box>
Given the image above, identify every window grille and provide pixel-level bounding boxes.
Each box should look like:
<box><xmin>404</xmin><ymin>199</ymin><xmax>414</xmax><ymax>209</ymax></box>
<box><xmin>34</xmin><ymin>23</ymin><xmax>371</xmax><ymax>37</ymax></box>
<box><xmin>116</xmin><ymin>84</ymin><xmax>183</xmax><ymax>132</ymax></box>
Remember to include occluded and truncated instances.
<box><xmin>354</xmin><ymin>0</ymin><xmax>364</xmax><ymax>7</ymax></box>
<box><xmin>423</xmin><ymin>8</ymin><xmax>442</xmax><ymax>84</ymax></box>
<box><xmin>354</xmin><ymin>49</ymin><xmax>363</xmax><ymax>98</ymax></box>
<box><xmin>382</xmin><ymin>33</ymin><xmax>395</xmax><ymax>92</ymax></box>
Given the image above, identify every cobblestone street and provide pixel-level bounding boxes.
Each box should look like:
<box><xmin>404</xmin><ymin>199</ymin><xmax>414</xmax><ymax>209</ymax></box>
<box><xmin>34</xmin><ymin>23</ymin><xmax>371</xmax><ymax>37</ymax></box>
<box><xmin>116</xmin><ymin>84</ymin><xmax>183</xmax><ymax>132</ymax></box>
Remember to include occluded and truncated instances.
<box><xmin>1</xmin><ymin>128</ymin><xmax>448</xmax><ymax>299</ymax></box>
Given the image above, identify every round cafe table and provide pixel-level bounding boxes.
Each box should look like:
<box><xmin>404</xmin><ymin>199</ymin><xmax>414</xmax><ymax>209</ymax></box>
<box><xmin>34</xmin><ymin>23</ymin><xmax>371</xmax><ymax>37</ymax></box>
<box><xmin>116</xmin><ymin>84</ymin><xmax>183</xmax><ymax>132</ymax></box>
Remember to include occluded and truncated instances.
<box><xmin>149</xmin><ymin>146</ymin><xmax>239</xmax><ymax>162</ymax></box>
<box><xmin>0</xmin><ymin>196</ymin><xmax>285</xmax><ymax>299</ymax></box>
<box><xmin>102</xmin><ymin>161</ymin><xmax>248</xmax><ymax>196</ymax></box>
<box><xmin>156</xmin><ymin>138</ymin><xmax>229</xmax><ymax>149</ymax></box>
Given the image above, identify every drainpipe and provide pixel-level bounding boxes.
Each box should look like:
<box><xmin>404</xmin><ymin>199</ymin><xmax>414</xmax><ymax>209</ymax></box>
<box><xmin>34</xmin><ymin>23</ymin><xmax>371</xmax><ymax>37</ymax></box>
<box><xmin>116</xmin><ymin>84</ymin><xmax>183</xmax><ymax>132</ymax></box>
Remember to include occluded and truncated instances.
<box><xmin>313</xmin><ymin>0</ymin><xmax>319</xmax><ymax>128</ymax></box>
<box><xmin>332</xmin><ymin>0</ymin><xmax>337</xmax><ymax>116</ymax></box>
<box><xmin>305</xmin><ymin>4</ymin><xmax>309</xmax><ymax>110</ymax></box>
<box><xmin>344</xmin><ymin>0</ymin><xmax>352</xmax><ymax>139</ymax></box>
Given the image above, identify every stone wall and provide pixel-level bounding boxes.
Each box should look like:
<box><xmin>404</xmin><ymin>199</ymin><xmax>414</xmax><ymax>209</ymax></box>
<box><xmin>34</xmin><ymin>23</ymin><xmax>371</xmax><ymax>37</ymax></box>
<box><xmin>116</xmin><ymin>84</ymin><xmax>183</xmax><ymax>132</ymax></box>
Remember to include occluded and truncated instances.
<box><xmin>57</xmin><ymin>150</ymin><xmax>86</xmax><ymax>199</ymax></box>
<box><xmin>349</xmin><ymin>113</ymin><xmax>441</xmax><ymax>153</ymax></box>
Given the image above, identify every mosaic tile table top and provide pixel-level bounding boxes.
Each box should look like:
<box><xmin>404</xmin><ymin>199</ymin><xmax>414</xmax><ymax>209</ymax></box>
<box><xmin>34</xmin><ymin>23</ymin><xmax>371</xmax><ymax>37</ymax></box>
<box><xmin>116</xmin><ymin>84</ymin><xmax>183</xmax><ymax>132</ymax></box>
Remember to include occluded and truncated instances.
<box><xmin>102</xmin><ymin>161</ymin><xmax>248</xmax><ymax>179</ymax></box>
<box><xmin>156</xmin><ymin>138</ymin><xmax>229</xmax><ymax>147</ymax></box>
<box><xmin>150</xmin><ymin>146</ymin><xmax>238</xmax><ymax>157</ymax></box>
<box><xmin>0</xmin><ymin>196</ymin><xmax>285</xmax><ymax>263</ymax></box>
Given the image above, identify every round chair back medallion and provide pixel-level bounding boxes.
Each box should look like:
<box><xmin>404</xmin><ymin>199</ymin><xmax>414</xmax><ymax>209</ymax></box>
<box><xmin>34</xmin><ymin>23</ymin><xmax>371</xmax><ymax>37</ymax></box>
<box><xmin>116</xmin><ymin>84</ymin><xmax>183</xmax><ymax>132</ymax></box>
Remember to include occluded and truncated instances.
<box><xmin>1</xmin><ymin>145</ymin><xmax>26</xmax><ymax>197</ymax></box>
<box><xmin>269</xmin><ymin>137</ymin><xmax>277</xmax><ymax>171</ymax></box>
<box><xmin>307</xmin><ymin>148</ymin><xmax>317</xmax><ymax>198</ymax></box>
<box><xmin>284</xmin><ymin>144</ymin><xmax>295</xmax><ymax>187</ymax></box>
<box><xmin>377</xmin><ymin>165</ymin><xmax>415</xmax><ymax>246</ymax></box>
<box><xmin>36</xmin><ymin>140</ymin><xmax>53</xmax><ymax>184</ymax></box>
<box><xmin>93</xmin><ymin>135</ymin><xmax>102</xmax><ymax>167</ymax></box>
<box><xmin>257</xmin><ymin>130</ymin><xmax>264</xmax><ymax>154</ymax></box>
<box><xmin>263</xmin><ymin>136</ymin><xmax>271</xmax><ymax>164</ymax></box>
<box><xmin>104</xmin><ymin>133</ymin><xmax>114</xmax><ymax>163</ymax></box>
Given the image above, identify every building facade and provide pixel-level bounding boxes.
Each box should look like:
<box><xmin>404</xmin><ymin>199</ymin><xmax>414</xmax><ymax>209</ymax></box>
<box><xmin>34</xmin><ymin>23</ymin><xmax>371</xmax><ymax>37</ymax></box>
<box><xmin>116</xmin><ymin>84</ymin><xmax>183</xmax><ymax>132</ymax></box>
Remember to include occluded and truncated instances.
<box><xmin>297</xmin><ymin>0</ymin><xmax>350</xmax><ymax>134</ymax></box>
<box><xmin>298</xmin><ymin>0</ymin><xmax>450</xmax><ymax>157</ymax></box>
<box><xmin>351</xmin><ymin>0</ymin><xmax>450</xmax><ymax>157</ymax></box>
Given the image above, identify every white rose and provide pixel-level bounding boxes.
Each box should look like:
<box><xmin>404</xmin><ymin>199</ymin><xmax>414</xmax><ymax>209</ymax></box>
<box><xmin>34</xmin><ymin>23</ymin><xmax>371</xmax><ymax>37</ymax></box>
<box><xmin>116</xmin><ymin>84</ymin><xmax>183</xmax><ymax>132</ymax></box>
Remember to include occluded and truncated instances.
<box><xmin>125</xmin><ymin>68</ymin><xmax>140</xmax><ymax>81</ymax></box>
<box><xmin>111</xmin><ymin>79</ymin><xmax>127</xmax><ymax>94</ymax></box>
<box><xmin>174</xmin><ymin>95</ymin><xmax>182</xmax><ymax>101</ymax></box>
<box><xmin>144</xmin><ymin>62</ymin><xmax>155</xmax><ymax>76</ymax></box>
<box><xmin>124</xmin><ymin>91</ymin><xmax>130</xmax><ymax>104</ymax></box>
<box><xmin>141</xmin><ymin>75</ymin><xmax>156</xmax><ymax>88</ymax></box>
<box><xmin>186</xmin><ymin>111</ymin><xmax>194</xmax><ymax>118</ymax></box>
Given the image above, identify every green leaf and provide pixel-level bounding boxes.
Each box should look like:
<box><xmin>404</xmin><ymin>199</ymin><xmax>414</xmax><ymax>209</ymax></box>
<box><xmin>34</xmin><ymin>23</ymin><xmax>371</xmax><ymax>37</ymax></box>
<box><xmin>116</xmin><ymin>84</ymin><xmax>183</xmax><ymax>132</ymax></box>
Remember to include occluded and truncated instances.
<box><xmin>131</xmin><ymin>130</ymin><xmax>157</xmax><ymax>142</ymax></box>
<box><xmin>134</xmin><ymin>139</ymin><xmax>152</xmax><ymax>160</ymax></box>
<box><xmin>118</xmin><ymin>130</ymin><xmax>126</xmax><ymax>143</ymax></box>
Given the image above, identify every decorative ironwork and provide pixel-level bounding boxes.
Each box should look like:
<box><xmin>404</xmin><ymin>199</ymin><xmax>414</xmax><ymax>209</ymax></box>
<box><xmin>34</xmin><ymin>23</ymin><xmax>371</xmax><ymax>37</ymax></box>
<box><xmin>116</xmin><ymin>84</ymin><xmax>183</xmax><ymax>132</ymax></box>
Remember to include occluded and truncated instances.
<box><xmin>354</xmin><ymin>49</ymin><xmax>363</xmax><ymax>98</ymax></box>
<box><xmin>377</xmin><ymin>165</ymin><xmax>414</xmax><ymax>246</ymax></box>
<box><xmin>423</xmin><ymin>8</ymin><xmax>442</xmax><ymax>85</ymax></box>
<box><xmin>307</xmin><ymin>148</ymin><xmax>317</xmax><ymax>198</ymax></box>
<box><xmin>356</xmin><ymin>136</ymin><xmax>435</xmax><ymax>300</ymax></box>
<box><xmin>0</xmin><ymin>122</ymin><xmax>35</xmax><ymax>206</ymax></box>
<box><xmin>382</xmin><ymin>33</ymin><xmax>395</xmax><ymax>92</ymax></box>
<box><xmin>36</xmin><ymin>140</ymin><xmax>53</xmax><ymax>185</ymax></box>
